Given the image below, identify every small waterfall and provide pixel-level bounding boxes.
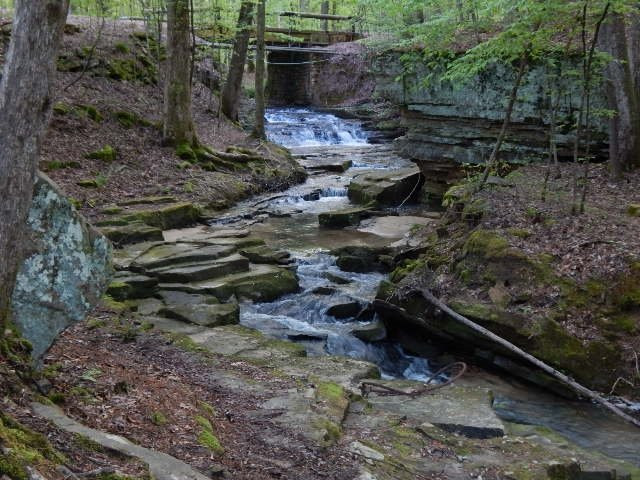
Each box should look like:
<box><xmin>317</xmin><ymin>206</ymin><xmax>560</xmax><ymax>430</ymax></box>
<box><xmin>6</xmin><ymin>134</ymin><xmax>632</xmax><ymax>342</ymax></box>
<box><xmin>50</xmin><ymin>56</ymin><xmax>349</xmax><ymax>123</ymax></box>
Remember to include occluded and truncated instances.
<box><xmin>241</xmin><ymin>252</ymin><xmax>440</xmax><ymax>380</ymax></box>
<box><xmin>320</xmin><ymin>187</ymin><xmax>348</xmax><ymax>198</ymax></box>
<box><xmin>265</xmin><ymin>108</ymin><xmax>369</xmax><ymax>147</ymax></box>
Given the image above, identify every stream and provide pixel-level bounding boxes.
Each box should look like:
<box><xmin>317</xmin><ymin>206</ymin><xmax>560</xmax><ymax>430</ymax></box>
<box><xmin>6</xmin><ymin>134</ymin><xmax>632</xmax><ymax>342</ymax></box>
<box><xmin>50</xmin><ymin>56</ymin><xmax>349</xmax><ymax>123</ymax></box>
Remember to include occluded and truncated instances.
<box><xmin>209</xmin><ymin>107</ymin><xmax>640</xmax><ymax>466</ymax></box>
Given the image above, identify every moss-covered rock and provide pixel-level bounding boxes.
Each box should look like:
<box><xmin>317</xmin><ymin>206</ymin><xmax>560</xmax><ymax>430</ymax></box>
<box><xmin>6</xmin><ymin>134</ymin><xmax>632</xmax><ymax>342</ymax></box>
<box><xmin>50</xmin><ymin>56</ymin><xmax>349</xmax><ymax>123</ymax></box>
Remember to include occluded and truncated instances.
<box><xmin>627</xmin><ymin>204</ymin><xmax>640</xmax><ymax>217</ymax></box>
<box><xmin>0</xmin><ymin>412</ymin><xmax>65</xmax><ymax>480</ymax></box>
<box><xmin>86</xmin><ymin>145</ymin><xmax>117</xmax><ymax>162</ymax></box>
<box><xmin>76</xmin><ymin>104</ymin><xmax>103</xmax><ymax>122</ymax></box>
<box><xmin>119</xmin><ymin>202</ymin><xmax>202</xmax><ymax>230</ymax></box>
<box><xmin>318</xmin><ymin>207</ymin><xmax>371</xmax><ymax>228</ymax></box>
<box><xmin>100</xmin><ymin>221</ymin><xmax>164</xmax><ymax>245</ymax></box>
<box><xmin>115</xmin><ymin>110</ymin><xmax>152</xmax><ymax>129</ymax></box>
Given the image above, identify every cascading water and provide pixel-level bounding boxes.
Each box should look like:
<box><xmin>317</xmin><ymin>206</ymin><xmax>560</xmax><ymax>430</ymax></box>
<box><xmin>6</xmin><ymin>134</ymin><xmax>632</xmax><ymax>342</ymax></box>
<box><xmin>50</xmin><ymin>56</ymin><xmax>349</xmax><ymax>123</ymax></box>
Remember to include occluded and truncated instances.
<box><xmin>265</xmin><ymin>107</ymin><xmax>369</xmax><ymax>147</ymax></box>
<box><xmin>232</xmin><ymin>108</ymin><xmax>445</xmax><ymax>382</ymax></box>
<box><xmin>242</xmin><ymin>252</ymin><xmax>443</xmax><ymax>381</ymax></box>
<box><xmin>208</xmin><ymin>107</ymin><xmax>640</xmax><ymax>466</ymax></box>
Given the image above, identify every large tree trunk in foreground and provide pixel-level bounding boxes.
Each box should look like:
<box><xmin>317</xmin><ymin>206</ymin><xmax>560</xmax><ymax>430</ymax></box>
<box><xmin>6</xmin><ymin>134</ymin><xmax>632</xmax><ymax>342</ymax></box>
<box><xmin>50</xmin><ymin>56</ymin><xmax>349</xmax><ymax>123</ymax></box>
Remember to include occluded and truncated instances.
<box><xmin>600</xmin><ymin>11</ymin><xmax>640</xmax><ymax>178</ymax></box>
<box><xmin>163</xmin><ymin>0</ymin><xmax>196</xmax><ymax>146</ymax></box>
<box><xmin>0</xmin><ymin>0</ymin><xmax>70</xmax><ymax>337</ymax></box>
<box><xmin>220</xmin><ymin>1</ymin><xmax>254</xmax><ymax>121</ymax></box>
<box><xmin>254</xmin><ymin>0</ymin><xmax>266</xmax><ymax>139</ymax></box>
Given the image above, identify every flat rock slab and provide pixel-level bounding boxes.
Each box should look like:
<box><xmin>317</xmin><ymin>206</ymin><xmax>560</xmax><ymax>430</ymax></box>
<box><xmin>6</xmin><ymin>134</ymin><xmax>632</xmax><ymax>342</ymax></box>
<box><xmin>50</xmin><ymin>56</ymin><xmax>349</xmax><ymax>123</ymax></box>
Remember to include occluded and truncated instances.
<box><xmin>238</xmin><ymin>245</ymin><xmax>292</xmax><ymax>265</ymax></box>
<box><xmin>131</xmin><ymin>243</ymin><xmax>236</xmax><ymax>271</ymax></box>
<box><xmin>112</xmin><ymin>241</ymin><xmax>164</xmax><ymax>270</ymax></box>
<box><xmin>32</xmin><ymin>403</ymin><xmax>211</xmax><ymax>480</ymax></box>
<box><xmin>351</xmin><ymin>321</ymin><xmax>387</xmax><ymax>342</ymax></box>
<box><xmin>148</xmin><ymin>254</ymin><xmax>250</xmax><ymax>283</ymax></box>
<box><xmin>160</xmin><ymin>264</ymin><xmax>299</xmax><ymax>303</ymax></box>
<box><xmin>300</xmin><ymin>157</ymin><xmax>353</xmax><ymax>172</ymax></box>
<box><xmin>160</xmin><ymin>302</ymin><xmax>239</xmax><ymax>327</ymax></box>
<box><xmin>358</xmin><ymin>215</ymin><xmax>434</xmax><ymax>239</ymax></box>
<box><xmin>279</xmin><ymin>356</ymin><xmax>380</xmax><ymax>392</ymax></box>
<box><xmin>319</xmin><ymin>207</ymin><xmax>372</xmax><ymax>229</ymax></box>
<box><xmin>107</xmin><ymin>273</ymin><xmax>158</xmax><ymax>300</ymax></box>
<box><xmin>366</xmin><ymin>384</ymin><xmax>504</xmax><ymax>439</ymax></box>
<box><xmin>164</xmin><ymin>226</ymin><xmax>251</xmax><ymax>243</ymax></box>
<box><xmin>348</xmin><ymin>167</ymin><xmax>423</xmax><ymax>207</ymax></box>
<box><xmin>101</xmin><ymin>221</ymin><xmax>164</xmax><ymax>245</ymax></box>
<box><xmin>157</xmin><ymin>290</ymin><xmax>219</xmax><ymax>306</ymax></box>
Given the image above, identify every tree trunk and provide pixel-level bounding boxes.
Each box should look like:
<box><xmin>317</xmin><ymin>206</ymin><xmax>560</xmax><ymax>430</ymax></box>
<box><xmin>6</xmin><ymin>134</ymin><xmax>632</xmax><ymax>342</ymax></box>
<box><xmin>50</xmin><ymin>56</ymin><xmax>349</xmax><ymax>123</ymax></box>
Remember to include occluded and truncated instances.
<box><xmin>600</xmin><ymin>10</ymin><xmax>640</xmax><ymax>178</ymax></box>
<box><xmin>254</xmin><ymin>0</ymin><xmax>266</xmax><ymax>139</ymax></box>
<box><xmin>220</xmin><ymin>0</ymin><xmax>254</xmax><ymax>121</ymax></box>
<box><xmin>479</xmin><ymin>54</ymin><xmax>528</xmax><ymax>189</ymax></box>
<box><xmin>0</xmin><ymin>0</ymin><xmax>70</xmax><ymax>335</ymax></box>
<box><xmin>163</xmin><ymin>0</ymin><xmax>196</xmax><ymax>146</ymax></box>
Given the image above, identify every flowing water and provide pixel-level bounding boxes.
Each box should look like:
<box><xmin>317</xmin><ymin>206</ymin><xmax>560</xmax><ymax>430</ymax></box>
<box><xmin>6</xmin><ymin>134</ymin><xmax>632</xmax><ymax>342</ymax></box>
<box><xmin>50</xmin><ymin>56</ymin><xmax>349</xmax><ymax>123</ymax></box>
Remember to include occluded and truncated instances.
<box><xmin>210</xmin><ymin>107</ymin><xmax>640</xmax><ymax>466</ymax></box>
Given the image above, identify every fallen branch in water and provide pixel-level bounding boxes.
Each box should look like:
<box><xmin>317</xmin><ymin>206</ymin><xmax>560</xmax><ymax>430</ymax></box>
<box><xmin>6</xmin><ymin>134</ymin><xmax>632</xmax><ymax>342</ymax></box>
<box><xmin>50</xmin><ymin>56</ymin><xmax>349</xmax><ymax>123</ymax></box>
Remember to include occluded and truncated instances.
<box><xmin>418</xmin><ymin>289</ymin><xmax>640</xmax><ymax>427</ymax></box>
<box><xmin>410</xmin><ymin>288</ymin><xmax>640</xmax><ymax>429</ymax></box>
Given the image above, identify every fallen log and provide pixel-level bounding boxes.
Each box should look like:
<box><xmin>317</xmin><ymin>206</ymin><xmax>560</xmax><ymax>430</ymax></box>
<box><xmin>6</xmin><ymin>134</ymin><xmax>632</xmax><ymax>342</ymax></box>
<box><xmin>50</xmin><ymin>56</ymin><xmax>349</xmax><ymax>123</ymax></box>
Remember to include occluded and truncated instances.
<box><xmin>409</xmin><ymin>288</ymin><xmax>640</xmax><ymax>429</ymax></box>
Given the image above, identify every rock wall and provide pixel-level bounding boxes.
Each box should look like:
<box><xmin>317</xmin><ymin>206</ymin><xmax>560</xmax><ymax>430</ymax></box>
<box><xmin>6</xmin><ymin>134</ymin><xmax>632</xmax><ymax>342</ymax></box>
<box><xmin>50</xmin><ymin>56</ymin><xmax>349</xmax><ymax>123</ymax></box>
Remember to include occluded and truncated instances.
<box><xmin>371</xmin><ymin>53</ymin><xmax>609</xmax><ymax>198</ymax></box>
<box><xmin>11</xmin><ymin>174</ymin><xmax>112</xmax><ymax>360</ymax></box>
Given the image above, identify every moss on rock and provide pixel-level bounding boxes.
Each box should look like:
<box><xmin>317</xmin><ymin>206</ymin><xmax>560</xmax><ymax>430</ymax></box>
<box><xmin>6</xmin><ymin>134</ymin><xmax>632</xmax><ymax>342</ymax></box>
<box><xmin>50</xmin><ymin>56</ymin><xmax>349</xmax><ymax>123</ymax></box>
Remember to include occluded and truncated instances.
<box><xmin>86</xmin><ymin>145</ymin><xmax>117</xmax><ymax>162</ymax></box>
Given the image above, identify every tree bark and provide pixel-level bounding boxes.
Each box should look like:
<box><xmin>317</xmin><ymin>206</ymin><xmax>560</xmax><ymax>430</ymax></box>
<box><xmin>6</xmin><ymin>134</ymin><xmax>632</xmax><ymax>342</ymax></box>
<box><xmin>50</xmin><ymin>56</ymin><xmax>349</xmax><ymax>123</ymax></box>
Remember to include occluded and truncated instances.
<box><xmin>600</xmin><ymin>10</ymin><xmax>640</xmax><ymax>178</ymax></box>
<box><xmin>220</xmin><ymin>0</ymin><xmax>254</xmax><ymax>122</ymax></box>
<box><xmin>479</xmin><ymin>53</ymin><xmax>528</xmax><ymax>189</ymax></box>
<box><xmin>254</xmin><ymin>0</ymin><xmax>266</xmax><ymax>139</ymax></box>
<box><xmin>163</xmin><ymin>0</ymin><xmax>196</xmax><ymax>146</ymax></box>
<box><xmin>0</xmin><ymin>0</ymin><xmax>70</xmax><ymax>335</ymax></box>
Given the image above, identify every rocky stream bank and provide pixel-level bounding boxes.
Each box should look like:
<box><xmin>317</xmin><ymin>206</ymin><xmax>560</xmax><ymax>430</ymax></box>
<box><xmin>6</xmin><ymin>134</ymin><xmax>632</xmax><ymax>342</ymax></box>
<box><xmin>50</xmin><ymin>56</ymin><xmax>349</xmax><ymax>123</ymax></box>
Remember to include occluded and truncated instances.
<box><xmin>4</xmin><ymin>110</ymin><xmax>640</xmax><ymax>479</ymax></box>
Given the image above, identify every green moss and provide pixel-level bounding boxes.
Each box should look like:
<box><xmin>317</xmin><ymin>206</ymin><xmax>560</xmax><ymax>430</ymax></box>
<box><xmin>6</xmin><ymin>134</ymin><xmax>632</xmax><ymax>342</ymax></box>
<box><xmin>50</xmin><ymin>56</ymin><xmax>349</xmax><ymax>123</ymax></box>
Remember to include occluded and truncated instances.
<box><xmin>507</xmin><ymin>228</ymin><xmax>532</xmax><ymax>239</ymax></box>
<box><xmin>72</xmin><ymin>432</ymin><xmax>105</xmax><ymax>452</ymax></box>
<box><xmin>0</xmin><ymin>413</ymin><xmax>66</xmax><ymax>479</ymax></box>
<box><xmin>198</xmin><ymin>429</ymin><xmax>224</xmax><ymax>455</ymax></box>
<box><xmin>150</xmin><ymin>411</ymin><xmax>168</xmax><ymax>426</ymax></box>
<box><xmin>461</xmin><ymin>198</ymin><xmax>487</xmax><ymax>222</ymax></box>
<box><xmin>114</xmin><ymin>42</ymin><xmax>130</xmax><ymax>53</ymax></box>
<box><xmin>166</xmin><ymin>332</ymin><xmax>207</xmax><ymax>353</ymax></box>
<box><xmin>198</xmin><ymin>401</ymin><xmax>217</xmax><ymax>418</ymax></box>
<box><xmin>627</xmin><ymin>204</ymin><xmax>640</xmax><ymax>217</ymax></box>
<box><xmin>608</xmin><ymin>314</ymin><xmax>638</xmax><ymax>334</ymax></box>
<box><xmin>313</xmin><ymin>418</ymin><xmax>342</xmax><ymax>446</ymax></box>
<box><xmin>106</xmin><ymin>281</ymin><xmax>132</xmax><ymax>301</ymax></box>
<box><xmin>106</xmin><ymin>58</ymin><xmax>156</xmax><ymax>83</ymax></box>
<box><xmin>53</xmin><ymin>102</ymin><xmax>72</xmax><ymax>115</ymax></box>
<box><xmin>77</xmin><ymin>179</ymin><xmax>100</xmax><ymax>188</ymax></box>
<box><xmin>315</xmin><ymin>381</ymin><xmax>346</xmax><ymax>408</ymax></box>
<box><xmin>115</xmin><ymin>110</ymin><xmax>152</xmax><ymax>129</ymax></box>
<box><xmin>101</xmin><ymin>205</ymin><xmax>123</xmax><ymax>215</ymax></box>
<box><xmin>119</xmin><ymin>202</ymin><xmax>201</xmax><ymax>230</ymax></box>
<box><xmin>464</xmin><ymin>230</ymin><xmax>509</xmax><ymax>258</ymax></box>
<box><xmin>87</xmin><ymin>318</ymin><xmax>107</xmax><ymax>330</ymax></box>
<box><xmin>43</xmin><ymin>160</ymin><xmax>81</xmax><ymax>171</ymax></box>
<box><xmin>101</xmin><ymin>295</ymin><xmax>129</xmax><ymax>313</ymax></box>
<box><xmin>390</xmin><ymin>258</ymin><xmax>426</xmax><ymax>283</ymax></box>
<box><xmin>176</xmin><ymin>142</ymin><xmax>196</xmax><ymax>161</ymax></box>
<box><xmin>196</xmin><ymin>414</ymin><xmax>224</xmax><ymax>455</ymax></box>
<box><xmin>86</xmin><ymin>145</ymin><xmax>117</xmax><ymax>162</ymax></box>
<box><xmin>76</xmin><ymin>104</ymin><xmax>103</xmax><ymax>122</ymax></box>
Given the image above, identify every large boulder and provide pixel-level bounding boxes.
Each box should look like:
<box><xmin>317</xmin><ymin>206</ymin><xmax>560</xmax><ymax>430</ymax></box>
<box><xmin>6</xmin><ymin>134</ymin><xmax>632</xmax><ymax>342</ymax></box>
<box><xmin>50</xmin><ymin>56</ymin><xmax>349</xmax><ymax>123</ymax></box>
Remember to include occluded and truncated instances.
<box><xmin>11</xmin><ymin>174</ymin><xmax>112</xmax><ymax>360</ymax></box>
<box><xmin>348</xmin><ymin>167</ymin><xmax>423</xmax><ymax>207</ymax></box>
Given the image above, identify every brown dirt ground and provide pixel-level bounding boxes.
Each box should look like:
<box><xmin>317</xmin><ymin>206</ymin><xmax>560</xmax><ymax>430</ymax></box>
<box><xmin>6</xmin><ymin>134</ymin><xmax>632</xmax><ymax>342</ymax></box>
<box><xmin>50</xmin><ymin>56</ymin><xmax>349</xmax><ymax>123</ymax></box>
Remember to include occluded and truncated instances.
<box><xmin>0</xmin><ymin>16</ymin><xmax>302</xmax><ymax>225</ymax></box>
<box><xmin>415</xmin><ymin>162</ymin><xmax>640</xmax><ymax>398</ymax></box>
<box><xmin>35</xmin><ymin>311</ymin><xmax>360</xmax><ymax>480</ymax></box>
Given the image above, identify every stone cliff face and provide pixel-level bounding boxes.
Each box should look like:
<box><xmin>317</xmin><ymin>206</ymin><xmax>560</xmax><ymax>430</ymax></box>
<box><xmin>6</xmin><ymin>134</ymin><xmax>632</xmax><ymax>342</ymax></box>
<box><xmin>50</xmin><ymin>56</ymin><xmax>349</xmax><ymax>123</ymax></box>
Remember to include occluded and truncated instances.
<box><xmin>370</xmin><ymin>52</ymin><xmax>609</xmax><ymax>199</ymax></box>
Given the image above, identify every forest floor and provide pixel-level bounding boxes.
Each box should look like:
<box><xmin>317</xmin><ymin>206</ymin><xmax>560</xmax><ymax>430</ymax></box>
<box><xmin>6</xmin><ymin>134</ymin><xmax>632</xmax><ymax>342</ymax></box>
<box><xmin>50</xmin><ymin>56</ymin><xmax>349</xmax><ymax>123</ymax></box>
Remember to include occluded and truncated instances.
<box><xmin>0</xmin><ymin>16</ymin><xmax>302</xmax><ymax>226</ymax></box>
